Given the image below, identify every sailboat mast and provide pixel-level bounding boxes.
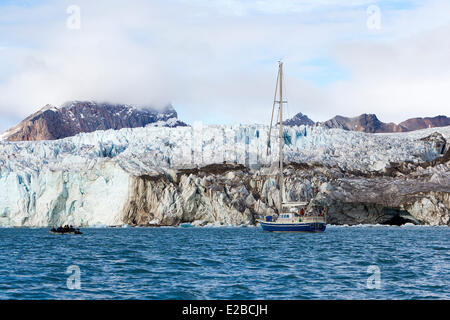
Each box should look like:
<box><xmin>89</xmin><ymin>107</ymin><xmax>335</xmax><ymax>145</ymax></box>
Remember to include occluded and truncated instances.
<box><xmin>278</xmin><ymin>61</ymin><xmax>283</xmax><ymax>215</ymax></box>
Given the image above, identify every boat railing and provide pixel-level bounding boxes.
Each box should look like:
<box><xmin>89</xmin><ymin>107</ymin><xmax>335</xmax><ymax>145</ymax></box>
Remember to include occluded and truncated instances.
<box><xmin>300</xmin><ymin>216</ymin><xmax>326</xmax><ymax>223</ymax></box>
<box><xmin>282</xmin><ymin>201</ymin><xmax>308</xmax><ymax>207</ymax></box>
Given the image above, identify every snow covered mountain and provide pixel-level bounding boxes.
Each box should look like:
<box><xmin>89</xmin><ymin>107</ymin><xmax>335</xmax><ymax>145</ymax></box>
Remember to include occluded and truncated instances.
<box><xmin>0</xmin><ymin>124</ymin><xmax>449</xmax><ymax>227</ymax></box>
<box><xmin>0</xmin><ymin>101</ymin><xmax>188</xmax><ymax>141</ymax></box>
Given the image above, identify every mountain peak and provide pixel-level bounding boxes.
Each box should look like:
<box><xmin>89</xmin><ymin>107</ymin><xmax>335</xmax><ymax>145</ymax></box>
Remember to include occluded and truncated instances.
<box><xmin>283</xmin><ymin>112</ymin><xmax>315</xmax><ymax>126</ymax></box>
<box><xmin>39</xmin><ymin>104</ymin><xmax>58</xmax><ymax>112</ymax></box>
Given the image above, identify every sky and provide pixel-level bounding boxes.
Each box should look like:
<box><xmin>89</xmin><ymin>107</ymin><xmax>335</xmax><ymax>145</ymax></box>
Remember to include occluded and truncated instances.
<box><xmin>0</xmin><ymin>0</ymin><xmax>449</xmax><ymax>131</ymax></box>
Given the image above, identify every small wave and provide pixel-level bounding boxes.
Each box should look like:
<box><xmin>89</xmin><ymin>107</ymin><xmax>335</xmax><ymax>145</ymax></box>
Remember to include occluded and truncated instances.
<box><xmin>200</xmin><ymin>258</ymin><xmax>222</xmax><ymax>266</ymax></box>
<box><xmin>328</xmin><ymin>223</ymin><xmax>448</xmax><ymax>228</ymax></box>
<box><xmin>328</xmin><ymin>224</ymin><xmax>391</xmax><ymax>228</ymax></box>
<box><xmin>400</xmin><ymin>224</ymin><xmax>449</xmax><ymax>228</ymax></box>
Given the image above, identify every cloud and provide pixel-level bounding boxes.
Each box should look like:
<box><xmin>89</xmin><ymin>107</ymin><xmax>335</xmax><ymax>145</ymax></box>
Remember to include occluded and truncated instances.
<box><xmin>0</xmin><ymin>0</ymin><xmax>449</xmax><ymax>132</ymax></box>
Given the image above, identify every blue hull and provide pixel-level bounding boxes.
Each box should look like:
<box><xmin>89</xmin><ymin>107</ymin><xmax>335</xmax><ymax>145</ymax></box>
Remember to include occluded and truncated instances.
<box><xmin>260</xmin><ymin>221</ymin><xmax>326</xmax><ymax>233</ymax></box>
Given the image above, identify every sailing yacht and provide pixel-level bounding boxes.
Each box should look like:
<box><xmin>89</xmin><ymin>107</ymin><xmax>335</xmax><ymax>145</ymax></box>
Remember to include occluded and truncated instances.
<box><xmin>258</xmin><ymin>61</ymin><xmax>327</xmax><ymax>233</ymax></box>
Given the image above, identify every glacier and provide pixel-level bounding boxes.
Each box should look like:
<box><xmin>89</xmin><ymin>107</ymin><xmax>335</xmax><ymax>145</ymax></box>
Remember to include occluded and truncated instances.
<box><xmin>0</xmin><ymin>124</ymin><xmax>449</xmax><ymax>227</ymax></box>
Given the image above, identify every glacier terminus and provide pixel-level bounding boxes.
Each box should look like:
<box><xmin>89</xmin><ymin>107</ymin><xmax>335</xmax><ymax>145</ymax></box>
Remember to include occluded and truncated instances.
<box><xmin>0</xmin><ymin>124</ymin><xmax>449</xmax><ymax>227</ymax></box>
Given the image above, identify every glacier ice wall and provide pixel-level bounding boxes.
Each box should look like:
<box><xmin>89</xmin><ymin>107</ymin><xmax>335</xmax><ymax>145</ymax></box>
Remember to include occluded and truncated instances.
<box><xmin>0</xmin><ymin>124</ymin><xmax>449</xmax><ymax>226</ymax></box>
<box><xmin>0</xmin><ymin>161</ymin><xmax>129</xmax><ymax>226</ymax></box>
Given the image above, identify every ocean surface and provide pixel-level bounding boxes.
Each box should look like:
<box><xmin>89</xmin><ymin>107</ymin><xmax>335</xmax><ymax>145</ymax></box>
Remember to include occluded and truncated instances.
<box><xmin>0</xmin><ymin>225</ymin><xmax>448</xmax><ymax>300</ymax></box>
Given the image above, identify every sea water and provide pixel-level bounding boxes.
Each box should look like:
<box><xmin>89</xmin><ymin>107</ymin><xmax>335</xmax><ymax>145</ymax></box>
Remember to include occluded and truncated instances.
<box><xmin>0</xmin><ymin>226</ymin><xmax>448</xmax><ymax>299</ymax></box>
